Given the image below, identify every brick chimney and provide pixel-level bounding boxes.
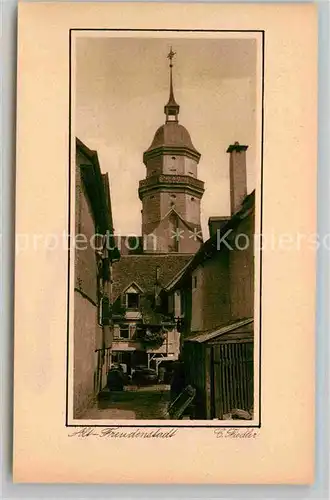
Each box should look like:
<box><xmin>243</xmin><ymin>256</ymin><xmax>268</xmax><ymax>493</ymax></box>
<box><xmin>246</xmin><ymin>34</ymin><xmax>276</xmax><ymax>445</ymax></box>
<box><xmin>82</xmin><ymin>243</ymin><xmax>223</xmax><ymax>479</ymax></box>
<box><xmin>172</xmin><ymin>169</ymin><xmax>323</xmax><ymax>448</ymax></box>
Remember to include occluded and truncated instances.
<box><xmin>226</xmin><ymin>142</ymin><xmax>248</xmax><ymax>216</ymax></box>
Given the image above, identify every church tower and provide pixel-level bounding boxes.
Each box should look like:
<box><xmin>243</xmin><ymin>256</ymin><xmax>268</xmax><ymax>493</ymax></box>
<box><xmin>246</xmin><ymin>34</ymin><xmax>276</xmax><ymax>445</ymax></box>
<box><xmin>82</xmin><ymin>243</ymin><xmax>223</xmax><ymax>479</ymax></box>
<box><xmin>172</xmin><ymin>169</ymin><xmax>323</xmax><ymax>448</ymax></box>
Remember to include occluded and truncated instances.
<box><xmin>138</xmin><ymin>48</ymin><xmax>205</xmax><ymax>254</ymax></box>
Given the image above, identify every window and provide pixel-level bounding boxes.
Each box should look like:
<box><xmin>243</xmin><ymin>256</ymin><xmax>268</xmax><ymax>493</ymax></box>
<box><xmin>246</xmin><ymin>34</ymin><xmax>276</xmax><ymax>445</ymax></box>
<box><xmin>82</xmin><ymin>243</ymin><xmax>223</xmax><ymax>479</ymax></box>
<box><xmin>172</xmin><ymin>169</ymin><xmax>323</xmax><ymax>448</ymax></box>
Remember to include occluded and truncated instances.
<box><xmin>112</xmin><ymin>352</ymin><xmax>119</xmax><ymax>363</ymax></box>
<box><xmin>129</xmin><ymin>324</ymin><xmax>137</xmax><ymax>338</ymax></box>
<box><xmin>126</xmin><ymin>292</ymin><xmax>139</xmax><ymax>309</ymax></box>
<box><xmin>120</xmin><ymin>326</ymin><xmax>129</xmax><ymax>339</ymax></box>
<box><xmin>113</xmin><ymin>325</ymin><xmax>120</xmax><ymax>339</ymax></box>
<box><xmin>193</xmin><ymin>276</ymin><xmax>198</xmax><ymax>289</ymax></box>
<box><xmin>118</xmin><ymin>324</ymin><xmax>136</xmax><ymax>340</ymax></box>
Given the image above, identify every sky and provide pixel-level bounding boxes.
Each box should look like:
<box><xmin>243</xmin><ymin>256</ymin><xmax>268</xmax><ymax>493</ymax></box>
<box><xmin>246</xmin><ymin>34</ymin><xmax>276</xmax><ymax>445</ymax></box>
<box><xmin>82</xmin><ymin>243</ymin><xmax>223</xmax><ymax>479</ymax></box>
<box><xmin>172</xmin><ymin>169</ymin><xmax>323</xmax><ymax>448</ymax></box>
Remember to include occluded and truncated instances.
<box><xmin>75</xmin><ymin>35</ymin><xmax>258</xmax><ymax>239</ymax></box>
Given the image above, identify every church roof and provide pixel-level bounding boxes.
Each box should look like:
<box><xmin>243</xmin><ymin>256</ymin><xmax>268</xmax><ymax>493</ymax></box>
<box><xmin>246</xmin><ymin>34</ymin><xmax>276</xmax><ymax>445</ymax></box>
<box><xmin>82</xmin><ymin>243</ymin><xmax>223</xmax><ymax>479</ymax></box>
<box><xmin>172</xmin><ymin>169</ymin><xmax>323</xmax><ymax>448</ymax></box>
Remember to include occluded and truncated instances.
<box><xmin>143</xmin><ymin>49</ymin><xmax>201</xmax><ymax>163</ymax></box>
<box><xmin>141</xmin><ymin>208</ymin><xmax>203</xmax><ymax>241</ymax></box>
<box><xmin>145</xmin><ymin>122</ymin><xmax>199</xmax><ymax>156</ymax></box>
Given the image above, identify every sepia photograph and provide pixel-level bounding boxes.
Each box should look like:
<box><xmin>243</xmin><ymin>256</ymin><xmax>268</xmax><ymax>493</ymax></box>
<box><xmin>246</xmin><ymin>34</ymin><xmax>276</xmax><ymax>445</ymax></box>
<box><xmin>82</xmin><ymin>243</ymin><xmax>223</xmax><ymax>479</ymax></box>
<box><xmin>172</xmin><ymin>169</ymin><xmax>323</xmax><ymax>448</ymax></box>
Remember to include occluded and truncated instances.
<box><xmin>70</xmin><ymin>32</ymin><xmax>262</xmax><ymax>423</ymax></box>
<box><xmin>12</xmin><ymin>2</ymin><xmax>318</xmax><ymax>484</ymax></box>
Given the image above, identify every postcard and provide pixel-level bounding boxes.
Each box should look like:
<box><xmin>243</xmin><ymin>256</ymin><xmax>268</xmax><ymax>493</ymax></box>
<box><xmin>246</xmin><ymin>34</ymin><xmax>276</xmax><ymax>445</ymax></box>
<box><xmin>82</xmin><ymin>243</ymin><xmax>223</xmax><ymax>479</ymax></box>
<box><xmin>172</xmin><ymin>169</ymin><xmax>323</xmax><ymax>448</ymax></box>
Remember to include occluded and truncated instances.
<box><xmin>14</xmin><ymin>2</ymin><xmax>317</xmax><ymax>483</ymax></box>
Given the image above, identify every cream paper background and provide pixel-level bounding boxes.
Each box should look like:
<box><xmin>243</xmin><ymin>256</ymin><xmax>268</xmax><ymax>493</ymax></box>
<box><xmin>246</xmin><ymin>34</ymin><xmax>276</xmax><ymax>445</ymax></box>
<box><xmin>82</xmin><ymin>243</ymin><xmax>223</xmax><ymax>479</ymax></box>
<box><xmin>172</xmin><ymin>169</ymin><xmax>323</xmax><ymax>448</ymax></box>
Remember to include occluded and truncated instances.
<box><xmin>69</xmin><ymin>29</ymin><xmax>262</xmax><ymax>428</ymax></box>
<box><xmin>14</xmin><ymin>2</ymin><xmax>317</xmax><ymax>483</ymax></box>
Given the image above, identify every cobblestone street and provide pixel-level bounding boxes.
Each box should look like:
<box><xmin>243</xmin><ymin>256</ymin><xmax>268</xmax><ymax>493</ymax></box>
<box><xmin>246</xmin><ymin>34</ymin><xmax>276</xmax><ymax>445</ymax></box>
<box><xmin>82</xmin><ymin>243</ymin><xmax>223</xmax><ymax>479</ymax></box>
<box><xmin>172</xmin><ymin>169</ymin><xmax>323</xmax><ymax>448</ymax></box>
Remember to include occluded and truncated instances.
<box><xmin>80</xmin><ymin>385</ymin><xmax>171</xmax><ymax>420</ymax></box>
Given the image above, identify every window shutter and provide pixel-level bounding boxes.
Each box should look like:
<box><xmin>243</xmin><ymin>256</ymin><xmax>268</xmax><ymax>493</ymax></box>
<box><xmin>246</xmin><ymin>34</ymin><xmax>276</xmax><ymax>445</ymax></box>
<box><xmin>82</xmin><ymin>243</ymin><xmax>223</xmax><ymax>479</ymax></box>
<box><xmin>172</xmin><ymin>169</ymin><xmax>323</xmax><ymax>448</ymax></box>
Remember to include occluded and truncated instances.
<box><xmin>102</xmin><ymin>257</ymin><xmax>110</xmax><ymax>281</ymax></box>
<box><xmin>129</xmin><ymin>324</ymin><xmax>136</xmax><ymax>339</ymax></box>
<box><xmin>113</xmin><ymin>325</ymin><xmax>120</xmax><ymax>339</ymax></box>
<box><xmin>98</xmin><ymin>298</ymin><xmax>103</xmax><ymax>325</ymax></box>
<box><xmin>101</xmin><ymin>296</ymin><xmax>110</xmax><ymax>325</ymax></box>
<box><xmin>110</xmin><ymin>246</ymin><xmax>121</xmax><ymax>262</ymax></box>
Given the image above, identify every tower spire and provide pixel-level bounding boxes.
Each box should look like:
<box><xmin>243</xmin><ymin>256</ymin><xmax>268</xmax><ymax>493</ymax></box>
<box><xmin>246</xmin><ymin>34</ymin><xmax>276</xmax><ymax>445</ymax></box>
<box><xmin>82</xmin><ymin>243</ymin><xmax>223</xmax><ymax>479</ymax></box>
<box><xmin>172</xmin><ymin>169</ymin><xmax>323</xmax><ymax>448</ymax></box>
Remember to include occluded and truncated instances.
<box><xmin>164</xmin><ymin>47</ymin><xmax>180</xmax><ymax>123</ymax></box>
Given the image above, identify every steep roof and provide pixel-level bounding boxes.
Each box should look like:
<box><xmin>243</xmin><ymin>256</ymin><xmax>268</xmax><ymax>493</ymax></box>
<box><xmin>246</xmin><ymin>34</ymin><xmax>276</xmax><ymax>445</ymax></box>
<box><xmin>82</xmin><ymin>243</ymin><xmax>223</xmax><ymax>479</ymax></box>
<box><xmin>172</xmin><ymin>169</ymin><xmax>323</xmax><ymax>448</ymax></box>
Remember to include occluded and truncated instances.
<box><xmin>76</xmin><ymin>138</ymin><xmax>113</xmax><ymax>234</ymax></box>
<box><xmin>112</xmin><ymin>254</ymin><xmax>193</xmax><ymax>301</ymax></box>
<box><xmin>101</xmin><ymin>173</ymin><xmax>114</xmax><ymax>232</ymax></box>
<box><xmin>145</xmin><ymin>122</ymin><xmax>198</xmax><ymax>153</ymax></box>
<box><xmin>115</xmin><ymin>236</ymin><xmax>144</xmax><ymax>256</ymax></box>
<box><xmin>142</xmin><ymin>208</ymin><xmax>203</xmax><ymax>244</ymax></box>
<box><xmin>143</xmin><ymin>122</ymin><xmax>201</xmax><ymax>164</ymax></box>
<box><xmin>164</xmin><ymin>190</ymin><xmax>255</xmax><ymax>292</ymax></box>
<box><xmin>185</xmin><ymin>318</ymin><xmax>254</xmax><ymax>344</ymax></box>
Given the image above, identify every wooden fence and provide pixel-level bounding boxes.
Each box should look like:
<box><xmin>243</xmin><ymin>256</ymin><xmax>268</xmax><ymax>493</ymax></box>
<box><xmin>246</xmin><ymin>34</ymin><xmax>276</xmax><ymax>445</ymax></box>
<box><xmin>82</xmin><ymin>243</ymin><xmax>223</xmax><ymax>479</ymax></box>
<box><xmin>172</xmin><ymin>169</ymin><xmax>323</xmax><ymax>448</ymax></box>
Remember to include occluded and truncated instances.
<box><xmin>184</xmin><ymin>338</ymin><xmax>254</xmax><ymax>419</ymax></box>
<box><xmin>211</xmin><ymin>340</ymin><xmax>253</xmax><ymax>418</ymax></box>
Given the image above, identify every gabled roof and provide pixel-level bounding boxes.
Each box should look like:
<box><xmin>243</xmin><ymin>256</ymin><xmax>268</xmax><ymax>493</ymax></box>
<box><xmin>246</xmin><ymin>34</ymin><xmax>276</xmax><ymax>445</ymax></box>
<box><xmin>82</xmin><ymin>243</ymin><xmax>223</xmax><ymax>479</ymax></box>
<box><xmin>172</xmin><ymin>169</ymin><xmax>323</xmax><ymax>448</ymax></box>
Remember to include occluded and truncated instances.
<box><xmin>112</xmin><ymin>254</ymin><xmax>193</xmax><ymax>302</ymax></box>
<box><xmin>164</xmin><ymin>190</ymin><xmax>255</xmax><ymax>292</ymax></box>
<box><xmin>142</xmin><ymin>209</ymin><xmax>203</xmax><ymax>244</ymax></box>
<box><xmin>186</xmin><ymin>318</ymin><xmax>254</xmax><ymax>344</ymax></box>
<box><xmin>161</xmin><ymin>208</ymin><xmax>203</xmax><ymax>240</ymax></box>
<box><xmin>123</xmin><ymin>281</ymin><xmax>144</xmax><ymax>294</ymax></box>
<box><xmin>163</xmin><ymin>255</ymin><xmax>194</xmax><ymax>290</ymax></box>
<box><xmin>76</xmin><ymin>138</ymin><xmax>113</xmax><ymax>234</ymax></box>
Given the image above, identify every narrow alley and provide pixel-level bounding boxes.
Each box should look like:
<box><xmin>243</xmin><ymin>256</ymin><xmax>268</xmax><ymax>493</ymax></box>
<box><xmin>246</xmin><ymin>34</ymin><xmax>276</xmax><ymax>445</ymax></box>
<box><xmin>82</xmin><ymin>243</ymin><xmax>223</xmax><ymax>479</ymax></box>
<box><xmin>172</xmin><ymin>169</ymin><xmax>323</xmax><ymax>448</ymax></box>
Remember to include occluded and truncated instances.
<box><xmin>80</xmin><ymin>385</ymin><xmax>171</xmax><ymax>420</ymax></box>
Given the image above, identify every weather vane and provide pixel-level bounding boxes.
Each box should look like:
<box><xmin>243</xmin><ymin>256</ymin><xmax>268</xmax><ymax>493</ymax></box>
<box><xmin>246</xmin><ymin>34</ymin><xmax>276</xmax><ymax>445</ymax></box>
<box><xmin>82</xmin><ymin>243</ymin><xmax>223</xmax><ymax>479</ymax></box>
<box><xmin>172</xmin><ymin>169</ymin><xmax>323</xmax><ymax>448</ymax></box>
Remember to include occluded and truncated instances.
<box><xmin>167</xmin><ymin>47</ymin><xmax>176</xmax><ymax>67</ymax></box>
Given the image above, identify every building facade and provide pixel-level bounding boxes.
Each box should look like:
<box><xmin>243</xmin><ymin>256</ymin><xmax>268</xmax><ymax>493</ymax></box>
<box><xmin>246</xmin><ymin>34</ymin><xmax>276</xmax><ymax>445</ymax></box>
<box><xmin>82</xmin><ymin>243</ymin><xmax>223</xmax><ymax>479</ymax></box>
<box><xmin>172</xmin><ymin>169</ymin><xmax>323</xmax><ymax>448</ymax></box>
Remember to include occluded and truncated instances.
<box><xmin>74</xmin><ymin>138</ymin><xmax>118</xmax><ymax>416</ymax></box>
<box><xmin>73</xmin><ymin>47</ymin><xmax>257</xmax><ymax>421</ymax></box>
<box><xmin>110</xmin><ymin>254</ymin><xmax>191</xmax><ymax>372</ymax></box>
<box><xmin>163</xmin><ymin>142</ymin><xmax>255</xmax><ymax>418</ymax></box>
